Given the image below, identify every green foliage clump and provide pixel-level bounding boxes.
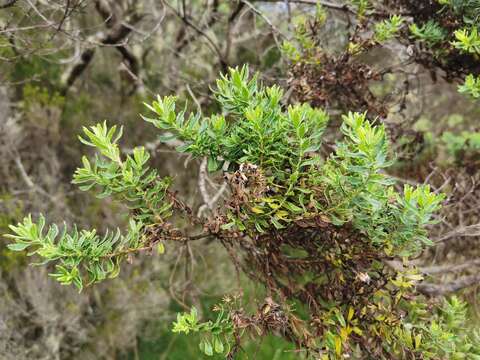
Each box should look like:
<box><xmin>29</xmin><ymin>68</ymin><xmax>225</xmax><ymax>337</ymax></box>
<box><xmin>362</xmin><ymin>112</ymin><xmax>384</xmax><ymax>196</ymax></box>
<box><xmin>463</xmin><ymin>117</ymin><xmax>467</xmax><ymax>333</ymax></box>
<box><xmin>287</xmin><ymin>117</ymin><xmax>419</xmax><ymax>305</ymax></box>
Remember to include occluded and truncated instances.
<box><xmin>5</xmin><ymin>66</ymin><xmax>477</xmax><ymax>359</ymax></box>
<box><xmin>350</xmin><ymin>0</ymin><xmax>370</xmax><ymax>18</ymax></box>
<box><xmin>281</xmin><ymin>41</ymin><xmax>303</xmax><ymax>63</ymax></box>
<box><xmin>439</xmin><ymin>0</ymin><xmax>480</xmax><ymax>24</ymax></box>
<box><xmin>400</xmin><ymin>296</ymin><xmax>480</xmax><ymax>358</ymax></box>
<box><xmin>144</xmin><ymin>66</ymin><xmax>327</xmax><ymax>177</ymax></box>
<box><xmin>409</xmin><ymin>21</ymin><xmax>447</xmax><ymax>45</ymax></box>
<box><xmin>173</xmin><ymin>304</ymin><xmax>234</xmax><ymax>357</ymax></box>
<box><xmin>280</xmin><ymin>4</ymin><xmax>327</xmax><ymax>64</ymax></box>
<box><xmin>72</xmin><ymin>122</ymin><xmax>172</xmax><ymax>223</ymax></box>
<box><xmin>452</xmin><ymin>27</ymin><xmax>480</xmax><ymax>54</ymax></box>
<box><xmin>6</xmin><ymin>215</ymin><xmax>142</xmax><ymax>291</ymax></box>
<box><xmin>6</xmin><ymin>122</ymin><xmax>173</xmax><ymax>291</ymax></box>
<box><xmin>442</xmin><ymin>130</ymin><xmax>480</xmax><ymax>170</ymax></box>
<box><xmin>458</xmin><ymin>74</ymin><xmax>480</xmax><ymax>98</ymax></box>
<box><xmin>144</xmin><ymin>67</ymin><xmax>442</xmax><ymax>253</ymax></box>
<box><xmin>427</xmin><ymin>297</ymin><xmax>480</xmax><ymax>357</ymax></box>
<box><xmin>22</xmin><ymin>84</ymin><xmax>65</xmax><ymax>110</ymax></box>
<box><xmin>312</xmin><ymin>112</ymin><xmax>442</xmax><ymax>256</ymax></box>
<box><xmin>443</xmin><ymin>130</ymin><xmax>480</xmax><ymax>153</ymax></box>
<box><xmin>374</xmin><ymin>15</ymin><xmax>404</xmax><ymax>43</ymax></box>
<box><xmin>142</xmin><ymin>67</ymin><xmax>451</xmax><ymax>358</ymax></box>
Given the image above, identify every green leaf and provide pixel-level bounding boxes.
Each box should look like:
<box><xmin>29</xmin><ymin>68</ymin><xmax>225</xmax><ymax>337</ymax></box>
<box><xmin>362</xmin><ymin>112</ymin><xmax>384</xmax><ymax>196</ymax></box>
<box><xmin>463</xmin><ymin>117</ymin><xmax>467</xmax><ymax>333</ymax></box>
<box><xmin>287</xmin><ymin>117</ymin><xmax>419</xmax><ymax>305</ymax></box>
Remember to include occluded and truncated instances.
<box><xmin>213</xmin><ymin>336</ymin><xmax>224</xmax><ymax>353</ymax></box>
<box><xmin>200</xmin><ymin>338</ymin><xmax>214</xmax><ymax>356</ymax></box>
<box><xmin>207</xmin><ymin>157</ymin><xmax>220</xmax><ymax>172</ymax></box>
<box><xmin>7</xmin><ymin>242</ymin><xmax>30</xmax><ymax>251</ymax></box>
<box><xmin>157</xmin><ymin>243</ymin><xmax>165</xmax><ymax>254</ymax></box>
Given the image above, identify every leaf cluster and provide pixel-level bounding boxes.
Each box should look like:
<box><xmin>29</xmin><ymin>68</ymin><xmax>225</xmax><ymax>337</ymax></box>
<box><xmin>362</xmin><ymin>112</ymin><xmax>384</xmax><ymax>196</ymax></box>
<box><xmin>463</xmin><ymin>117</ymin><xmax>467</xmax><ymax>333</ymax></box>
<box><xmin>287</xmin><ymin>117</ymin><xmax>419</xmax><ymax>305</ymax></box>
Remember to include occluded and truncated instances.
<box><xmin>350</xmin><ymin>0</ymin><xmax>370</xmax><ymax>18</ymax></box>
<box><xmin>452</xmin><ymin>27</ymin><xmax>480</xmax><ymax>54</ymax></box>
<box><xmin>458</xmin><ymin>73</ymin><xmax>480</xmax><ymax>98</ymax></box>
<box><xmin>143</xmin><ymin>68</ymin><xmax>445</xmax><ymax>257</ymax></box>
<box><xmin>374</xmin><ymin>15</ymin><xmax>405</xmax><ymax>43</ymax></box>
<box><xmin>72</xmin><ymin>122</ymin><xmax>172</xmax><ymax>223</ymax></box>
<box><xmin>439</xmin><ymin>0</ymin><xmax>480</xmax><ymax>24</ymax></box>
<box><xmin>6</xmin><ymin>215</ymin><xmax>142</xmax><ymax>290</ymax></box>
<box><xmin>144</xmin><ymin>66</ymin><xmax>328</xmax><ymax>174</ymax></box>
<box><xmin>409</xmin><ymin>21</ymin><xmax>447</xmax><ymax>45</ymax></box>
<box><xmin>172</xmin><ymin>305</ymin><xmax>234</xmax><ymax>357</ymax></box>
<box><xmin>3</xmin><ymin>67</ymin><xmax>457</xmax><ymax>359</ymax></box>
<box><xmin>398</xmin><ymin>296</ymin><xmax>480</xmax><ymax>358</ymax></box>
<box><xmin>310</xmin><ymin>112</ymin><xmax>443</xmax><ymax>256</ymax></box>
<box><xmin>5</xmin><ymin>123</ymin><xmax>174</xmax><ymax>290</ymax></box>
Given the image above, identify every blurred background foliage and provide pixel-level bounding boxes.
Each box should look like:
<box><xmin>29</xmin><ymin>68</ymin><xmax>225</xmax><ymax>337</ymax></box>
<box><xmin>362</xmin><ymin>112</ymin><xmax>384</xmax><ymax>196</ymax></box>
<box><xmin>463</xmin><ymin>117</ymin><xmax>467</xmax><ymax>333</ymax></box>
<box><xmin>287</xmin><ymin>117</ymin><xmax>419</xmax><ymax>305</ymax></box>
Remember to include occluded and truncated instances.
<box><xmin>0</xmin><ymin>0</ymin><xmax>479</xmax><ymax>359</ymax></box>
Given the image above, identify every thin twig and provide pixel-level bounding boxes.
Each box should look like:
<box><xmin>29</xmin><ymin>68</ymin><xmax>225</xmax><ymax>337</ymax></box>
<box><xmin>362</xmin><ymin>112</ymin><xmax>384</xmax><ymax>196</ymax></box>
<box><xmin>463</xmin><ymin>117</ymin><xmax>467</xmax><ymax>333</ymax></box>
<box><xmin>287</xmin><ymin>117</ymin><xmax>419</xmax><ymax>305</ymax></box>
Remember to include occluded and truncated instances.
<box><xmin>417</xmin><ymin>274</ymin><xmax>480</xmax><ymax>296</ymax></box>
<box><xmin>162</xmin><ymin>0</ymin><xmax>226</xmax><ymax>66</ymax></box>
<box><xmin>434</xmin><ymin>223</ymin><xmax>480</xmax><ymax>243</ymax></box>
<box><xmin>240</xmin><ymin>0</ymin><xmax>287</xmax><ymax>41</ymax></box>
<box><xmin>13</xmin><ymin>154</ymin><xmax>55</xmax><ymax>201</ymax></box>
<box><xmin>104</xmin><ymin>232</ymin><xmax>211</xmax><ymax>259</ymax></box>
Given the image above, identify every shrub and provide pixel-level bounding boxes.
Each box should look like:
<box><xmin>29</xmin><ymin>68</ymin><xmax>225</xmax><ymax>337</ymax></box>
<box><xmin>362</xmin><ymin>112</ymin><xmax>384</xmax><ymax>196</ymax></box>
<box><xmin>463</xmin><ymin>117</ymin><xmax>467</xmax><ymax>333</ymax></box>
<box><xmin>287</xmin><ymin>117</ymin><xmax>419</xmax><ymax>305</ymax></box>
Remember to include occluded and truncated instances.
<box><xmin>6</xmin><ymin>67</ymin><xmax>480</xmax><ymax>359</ymax></box>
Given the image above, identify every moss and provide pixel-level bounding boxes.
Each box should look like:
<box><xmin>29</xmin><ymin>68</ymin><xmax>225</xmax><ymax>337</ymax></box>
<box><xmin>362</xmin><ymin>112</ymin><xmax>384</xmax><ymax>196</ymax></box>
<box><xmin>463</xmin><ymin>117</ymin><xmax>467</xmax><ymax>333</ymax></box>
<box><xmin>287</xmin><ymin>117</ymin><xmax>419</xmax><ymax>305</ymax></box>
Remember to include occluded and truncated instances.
<box><xmin>22</xmin><ymin>84</ymin><xmax>65</xmax><ymax>110</ymax></box>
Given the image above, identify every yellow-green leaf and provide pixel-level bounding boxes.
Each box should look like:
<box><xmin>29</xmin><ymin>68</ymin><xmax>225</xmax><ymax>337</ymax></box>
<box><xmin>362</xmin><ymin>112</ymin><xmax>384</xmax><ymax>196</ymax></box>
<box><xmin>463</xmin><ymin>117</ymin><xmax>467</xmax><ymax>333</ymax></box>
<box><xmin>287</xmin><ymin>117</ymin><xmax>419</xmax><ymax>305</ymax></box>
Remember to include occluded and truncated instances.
<box><xmin>251</xmin><ymin>207</ymin><xmax>265</xmax><ymax>214</ymax></box>
<box><xmin>352</xmin><ymin>327</ymin><xmax>363</xmax><ymax>336</ymax></box>
<box><xmin>334</xmin><ymin>336</ymin><xmax>342</xmax><ymax>356</ymax></box>
<box><xmin>348</xmin><ymin>307</ymin><xmax>354</xmax><ymax>321</ymax></box>
<box><xmin>275</xmin><ymin>210</ymin><xmax>289</xmax><ymax>220</ymax></box>
<box><xmin>415</xmin><ymin>334</ymin><xmax>422</xmax><ymax>349</ymax></box>
<box><xmin>157</xmin><ymin>243</ymin><xmax>165</xmax><ymax>254</ymax></box>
